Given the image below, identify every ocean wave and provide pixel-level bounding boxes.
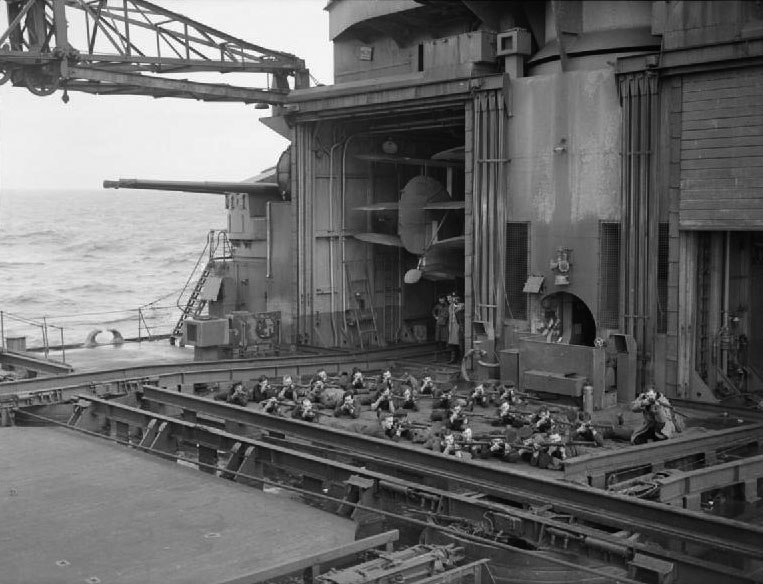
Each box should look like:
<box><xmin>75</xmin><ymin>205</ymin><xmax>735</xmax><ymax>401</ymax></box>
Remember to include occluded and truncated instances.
<box><xmin>4</xmin><ymin>291</ymin><xmax>49</xmax><ymax>304</ymax></box>
<box><xmin>63</xmin><ymin>239</ymin><xmax>123</xmax><ymax>254</ymax></box>
<box><xmin>64</xmin><ymin>282</ymin><xmax>136</xmax><ymax>295</ymax></box>
<box><xmin>0</xmin><ymin>229</ymin><xmax>67</xmax><ymax>245</ymax></box>
<box><xmin>0</xmin><ymin>260</ymin><xmax>45</xmax><ymax>268</ymax></box>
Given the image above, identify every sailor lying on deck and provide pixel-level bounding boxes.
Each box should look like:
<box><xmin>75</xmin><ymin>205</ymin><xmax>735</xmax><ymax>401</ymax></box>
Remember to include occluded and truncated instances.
<box><xmin>371</xmin><ymin>386</ymin><xmax>395</xmax><ymax>416</ymax></box>
<box><xmin>466</xmin><ymin>383</ymin><xmax>489</xmax><ymax>409</ymax></box>
<box><xmin>446</xmin><ymin>404</ymin><xmax>469</xmax><ymax>431</ymax></box>
<box><xmin>440</xmin><ymin>429</ymin><xmax>463</xmax><ymax>457</ymax></box>
<box><xmin>419</xmin><ymin>374</ymin><xmax>436</xmax><ymax>395</ymax></box>
<box><xmin>497</xmin><ymin>384</ymin><xmax>522</xmax><ymax>406</ymax></box>
<box><xmin>399</xmin><ymin>385</ymin><xmax>419</xmax><ymax>411</ymax></box>
<box><xmin>376</xmin><ymin>369</ymin><xmax>394</xmax><ymax>394</ymax></box>
<box><xmin>530</xmin><ymin>407</ymin><xmax>553</xmax><ymax>434</ymax></box>
<box><xmin>574</xmin><ymin>419</ymin><xmax>605</xmax><ymax>446</ymax></box>
<box><xmin>381</xmin><ymin>414</ymin><xmax>413</xmax><ymax>441</ymax></box>
<box><xmin>350</xmin><ymin>367</ymin><xmax>365</xmax><ymax>392</ymax></box>
<box><xmin>307</xmin><ymin>379</ymin><xmax>326</xmax><ymax>402</ymax></box>
<box><xmin>434</xmin><ymin>387</ymin><xmax>455</xmax><ymax>410</ymax></box>
<box><xmin>310</xmin><ymin>369</ymin><xmax>329</xmax><ymax>390</ymax></box>
<box><xmin>277</xmin><ymin>375</ymin><xmax>300</xmax><ymax>401</ymax></box>
<box><xmin>292</xmin><ymin>398</ymin><xmax>318</xmax><ymax>422</ymax></box>
<box><xmin>253</xmin><ymin>375</ymin><xmax>273</xmax><ymax>401</ymax></box>
<box><xmin>334</xmin><ymin>391</ymin><xmax>361</xmax><ymax>418</ymax></box>
<box><xmin>261</xmin><ymin>396</ymin><xmax>281</xmax><ymax>415</ymax></box>
<box><xmin>486</xmin><ymin>437</ymin><xmax>521</xmax><ymax>462</ymax></box>
<box><xmin>214</xmin><ymin>382</ymin><xmax>248</xmax><ymax>407</ymax></box>
<box><xmin>490</xmin><ymin>400</ymin><xmax>527</xmax><ymax>428</ymax></box>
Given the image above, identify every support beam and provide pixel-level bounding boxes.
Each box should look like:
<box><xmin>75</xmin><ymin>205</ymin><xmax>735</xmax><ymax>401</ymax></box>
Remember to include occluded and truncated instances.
<box><xmin>217</xmin><ymin>530</ymin><xmax>400</xmax><ymax>584</ymax></box>
<box><xmin>68</xmin><ymin>394</ymin><xmax>763</xmax><ymax>583</ymax></box>
<box><xmin>564</xmin><ymin>424</ymin><xmax>763</xmax><ymax>487</ymax></box>
<box><xmin>657</xmin><ymin>454</ymin><xmax>763</xmax><ymax>507</ymax></box>
<box><xmin>66</xmin><ymin>66</ymin><xmax>288</xmax><ymax>104</ymax></box>
<box><xmin>0</xmin><ymin>342</ymin><xmax>439</xmax><ymax>396</ymax></box>
<box><xmin>0</xmin><ymin>348</ymin><xmax>73</xmax><ymax>375</ymax></box>
<box><xmin>138</xmin><ymin>385</ymin><xmax>763</xmax><ymax>560</ymax></box>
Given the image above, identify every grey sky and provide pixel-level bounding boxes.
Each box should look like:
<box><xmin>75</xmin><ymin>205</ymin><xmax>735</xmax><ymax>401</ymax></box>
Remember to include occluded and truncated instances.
<box><xmin>0</xmin><ymin>0</ymin><xmax>333</xmax><ymax>190</ymax></box>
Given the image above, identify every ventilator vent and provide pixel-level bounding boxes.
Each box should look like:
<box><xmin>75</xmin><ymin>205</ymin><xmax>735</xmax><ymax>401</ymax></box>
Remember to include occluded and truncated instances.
<box><xmin>505</xmin><ymin>222</ymin><xmax>529</xmax><ymax>320</ymax></box>
<box><xmin>657</xmin><ymin>222</ymin><xmax>669</xmax><ymax>333</ymax></box>
<box><xmin>599</xmin><ymin>222</ymin><xmax>621</xmax><ymax>329</ymax></box>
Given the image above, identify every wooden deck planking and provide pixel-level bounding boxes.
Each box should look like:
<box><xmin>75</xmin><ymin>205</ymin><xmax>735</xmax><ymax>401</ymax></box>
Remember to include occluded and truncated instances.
<box><xmin>0</xmin><ymin>426</ymin><xmax>354</xmax><ymax>584</ymax></box>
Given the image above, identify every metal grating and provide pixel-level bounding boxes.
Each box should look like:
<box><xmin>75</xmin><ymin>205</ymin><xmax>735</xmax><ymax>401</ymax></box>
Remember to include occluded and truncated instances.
<box><xmin>504</xmin><ymin>222</ymin><xmax>529</xmax><ymax>320</ymax></box>
<box><xmin>657</xmin><ymin>223</ymin><xmax>669</xmax><ymax>333</ymax></box>
<box><xmin>598</xmin><ymin>222</ymin><xmax>621</xmax><ymax>329</ymax></box>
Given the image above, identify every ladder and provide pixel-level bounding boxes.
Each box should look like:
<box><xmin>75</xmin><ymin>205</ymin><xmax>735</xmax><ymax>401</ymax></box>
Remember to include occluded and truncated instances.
<box><xmin>345</xmin><ymin>261</ymin><xmax>383</xmax><ymax>349</ymax></box>
<box><xmin>170</xmin><ymin>230</ymin><xmax>232</xmax><ymax>346</ymax></box>
<box><xmin>170</xmin><ymin>262</ymin><xmax>213</xmax><ymax>345</ymax></box>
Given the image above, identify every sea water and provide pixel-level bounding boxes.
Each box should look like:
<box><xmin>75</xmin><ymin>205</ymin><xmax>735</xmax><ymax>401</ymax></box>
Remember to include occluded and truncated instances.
<box><xmin>0</xmin><ymin>188</ymin><xmax>226</xmax><ymax>348</ymax></box>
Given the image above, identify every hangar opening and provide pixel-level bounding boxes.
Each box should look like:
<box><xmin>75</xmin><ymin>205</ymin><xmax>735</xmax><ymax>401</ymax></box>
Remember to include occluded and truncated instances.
<box><xmin>295</xmin><ymin>105</ymin><xmax>466</xmax><ymax>348</ymax></box>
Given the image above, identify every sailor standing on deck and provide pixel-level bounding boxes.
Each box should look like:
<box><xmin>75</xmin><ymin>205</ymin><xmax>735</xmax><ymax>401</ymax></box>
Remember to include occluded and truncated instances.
<box><xmin>446</xmin><ymin>292</ymin><xmax>464</xmax><ymax>364</ymax></box>
<box><xmin>432</xmin><ymin>295</ymin><xmax>449</xmax><ymax>352</ymax></box>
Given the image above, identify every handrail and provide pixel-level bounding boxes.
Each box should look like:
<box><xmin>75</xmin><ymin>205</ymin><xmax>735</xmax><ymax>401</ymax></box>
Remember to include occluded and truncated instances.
<box><xmin>176</xmin><ymin>231</ymin><xmax>212</xmax><ymax>310</ymax></box>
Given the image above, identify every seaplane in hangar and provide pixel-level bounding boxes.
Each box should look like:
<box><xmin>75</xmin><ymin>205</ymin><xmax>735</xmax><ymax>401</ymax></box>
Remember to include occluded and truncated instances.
<box><xmin>352</xmin><ymin>149</ymin><xmax>466</xmax><ymax>285</ymax></box>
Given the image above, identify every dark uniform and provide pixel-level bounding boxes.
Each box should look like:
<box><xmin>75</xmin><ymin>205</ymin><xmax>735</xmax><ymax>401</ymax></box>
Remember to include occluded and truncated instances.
<box><xmin>278</xmin><ymin>375</ymin><xmax>300</xmax><ymax>401</ymax></box>
<box><xmin>292</xmin><ymin>398</ymin><xmax>317</xmax><ymax>422</ymax></box>
<box><xmin>215</xmin><ymin>382</ymin><xmax>248</xmax><ymax>407</ymax></box>
<box><xmin>371</xmin><ymin>387</ymin><xmax>395</xmax><ymax>416</ymax></box>
<box><xmin>334</xmin><ymin>391</ymin><xmax>360</xmax><ymax>418</ymax></box>
<box><xmin>446</xmin><ymin>405</ymin><xmax>469</xmax><ymax>431</ymax></box>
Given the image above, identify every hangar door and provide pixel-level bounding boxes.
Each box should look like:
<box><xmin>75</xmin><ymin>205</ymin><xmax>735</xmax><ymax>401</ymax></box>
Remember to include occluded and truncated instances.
<box><xmin>679</xmin><ymin>67</ymin><xmax>763</xmax><ymax>230</ymax></box>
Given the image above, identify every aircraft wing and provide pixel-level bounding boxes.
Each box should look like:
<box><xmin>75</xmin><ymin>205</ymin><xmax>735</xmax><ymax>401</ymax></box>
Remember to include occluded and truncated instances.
<box><xmin>353</xmin><ymin>233</ymin><xmax>404</xmax><ymax>247</ymax></box>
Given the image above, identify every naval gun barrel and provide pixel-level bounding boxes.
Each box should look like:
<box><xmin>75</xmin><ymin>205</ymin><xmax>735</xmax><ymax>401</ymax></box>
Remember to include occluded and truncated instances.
<box><xmin>103</xmin><ymin>178</ymin><xmax>279</xmax><ymax>195</ymax></box>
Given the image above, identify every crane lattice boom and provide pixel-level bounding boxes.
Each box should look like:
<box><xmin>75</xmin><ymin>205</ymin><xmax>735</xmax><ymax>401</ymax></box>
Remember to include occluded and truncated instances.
<box><xmin>0</xmin><ymin>0</ymin><xmax>309</xmax><ymax>103</ymax></box>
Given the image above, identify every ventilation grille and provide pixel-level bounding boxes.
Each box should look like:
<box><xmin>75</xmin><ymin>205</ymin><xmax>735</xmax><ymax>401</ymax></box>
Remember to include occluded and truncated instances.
<box><xmin>657</xmin><ymin>222</ymin><xmax>669</xmax><ymax>333</ymax></box>
<box><xmin>505</xmin><ymin>222</ymin><xmax>529</xmax><ymax>320</ymax></box>
<box><xmin>599</xmin><ymin>222</ymin><xmax>621</xmax><ymax>329</ymax></box>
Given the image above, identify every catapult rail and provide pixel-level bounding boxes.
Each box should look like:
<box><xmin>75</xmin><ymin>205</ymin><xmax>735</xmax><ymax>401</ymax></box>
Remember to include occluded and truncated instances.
<box><xmin>671</xmin><ymin>398</ymin><xmax>763</xmax><ymax>424</ymax></box>
<box><xmin>656</xmin><ymin>453</ymin><xmax>763</xmax><ymax>508</ymax></box>
<box><xmin>564</xmin><ymin>424</ymin><xmax>763</xmax><ymax>487</ymax></box>
<box><xmin>139</xmin><ymin>385</ymin><xmax>763</xmax><ymax>561</ymax></box>
<box><xmin>0</xmin><ymin>344</ymin><xmax>440</xmax><ymax>397</ymax></box>
<box><xmin>56</xmin><ymin>396</ymin><xmax>756</xmax><ymax>584</ymax></box>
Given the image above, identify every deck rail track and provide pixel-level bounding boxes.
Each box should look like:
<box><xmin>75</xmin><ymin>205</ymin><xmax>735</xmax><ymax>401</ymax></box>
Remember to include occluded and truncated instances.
<box><xmin>0</xmin><ymin>343</ymin><xmax>443</xmax><ymax>397</ymax></box>
<box><xmin>137</xmin><ymin>385</ymin><xmax>763</xmax><ymax>563</ymax></box>
<box><xmin>671</xmin><ymin>398</ymin><xmax>763</xmax><ymax>424</ymax></box>
<box><xmin>564</xmin><ymin>423</ymin><xmax>763</xmax><ymax>487</ymax></box>
<box><xmin>41</xmin><ymin>397</ymin><xmax>757</xmax><ymax>584</ymax></box>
